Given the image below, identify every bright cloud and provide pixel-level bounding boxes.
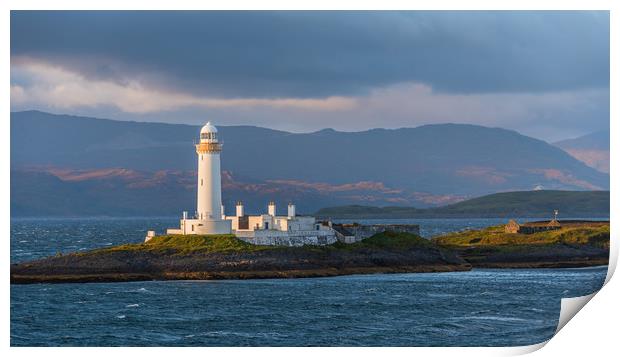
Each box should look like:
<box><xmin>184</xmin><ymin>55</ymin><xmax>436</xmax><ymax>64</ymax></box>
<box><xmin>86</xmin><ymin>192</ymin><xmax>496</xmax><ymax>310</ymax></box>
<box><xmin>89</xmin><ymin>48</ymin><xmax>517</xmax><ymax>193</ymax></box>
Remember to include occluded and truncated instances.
<box><xmin>10</xmin><ymin>57</ymin><xmax>608</xmax><ymax>142</ymax></box>
<box><xmin>10</xmin><ymin>59</ymin><xmax>357</xmax><ymax>113</ymax></box>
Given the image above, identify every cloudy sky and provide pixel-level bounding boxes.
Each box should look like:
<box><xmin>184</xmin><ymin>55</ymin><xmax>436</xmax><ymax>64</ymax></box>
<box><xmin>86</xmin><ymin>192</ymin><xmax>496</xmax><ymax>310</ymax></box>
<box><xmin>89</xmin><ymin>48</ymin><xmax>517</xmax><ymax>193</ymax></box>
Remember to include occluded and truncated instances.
<box><xmin>10</xmin><ymin>11</ymin><xmax>609</xmax><ymax>142</ymax></box>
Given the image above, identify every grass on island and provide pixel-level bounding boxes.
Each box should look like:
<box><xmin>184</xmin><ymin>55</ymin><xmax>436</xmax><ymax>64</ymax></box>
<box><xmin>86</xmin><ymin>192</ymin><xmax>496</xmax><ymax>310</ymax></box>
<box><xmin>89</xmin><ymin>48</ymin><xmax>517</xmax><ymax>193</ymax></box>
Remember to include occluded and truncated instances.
<box><xmin>86</xmin><ymin>231</ymin><xmax>434</xmax><ymax>256</ymax></box>
<box><xmin>431</xmin><ymin>224</ymin><xmax>610</xmax><ymax>249</ymax></box>
<box><xmin>98</xmin><ymin>234</ymin><xmax>274</xmax><ymax>254</ymax></box>
<box><xmin>332</xmin><ymin>231</ymin><xmax>435</xmax><ymax>250</ymax></box>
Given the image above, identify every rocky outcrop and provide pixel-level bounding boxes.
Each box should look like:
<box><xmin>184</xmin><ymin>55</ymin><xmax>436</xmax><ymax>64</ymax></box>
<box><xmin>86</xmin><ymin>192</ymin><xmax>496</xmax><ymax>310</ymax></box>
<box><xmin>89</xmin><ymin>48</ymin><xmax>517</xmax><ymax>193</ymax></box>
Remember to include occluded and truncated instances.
<box><xmin>455</xmin><ymin>243</ymin><xmax>609</xmax><ymax>269</ymax></box>
<box><xmin>10</xmin><ymin>233</ymin><xmax>471</xmax><ymax>284</ymax></box>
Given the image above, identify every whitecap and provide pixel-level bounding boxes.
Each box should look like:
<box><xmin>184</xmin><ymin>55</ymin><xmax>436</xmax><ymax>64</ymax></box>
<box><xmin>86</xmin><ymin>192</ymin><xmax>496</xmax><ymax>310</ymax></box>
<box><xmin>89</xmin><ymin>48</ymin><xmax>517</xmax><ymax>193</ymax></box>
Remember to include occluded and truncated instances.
<box><xmin>458</xmin><ymin>316</ymin><xmax>527</xmax><ymax>322</ymax></box>
<box><xmin>428</xmin><ymin>293</ymin><xmax>457</xmax><ymax>298</ymax></box>
<box><xmin>116</xmin><ymin>315</ymin><xmax>126</xmax><ymax>319</ymax></box>
<box><xmin>126</xmin><ymin>303</ymin><xmax>140</xmax><ymax>308</ymax></box>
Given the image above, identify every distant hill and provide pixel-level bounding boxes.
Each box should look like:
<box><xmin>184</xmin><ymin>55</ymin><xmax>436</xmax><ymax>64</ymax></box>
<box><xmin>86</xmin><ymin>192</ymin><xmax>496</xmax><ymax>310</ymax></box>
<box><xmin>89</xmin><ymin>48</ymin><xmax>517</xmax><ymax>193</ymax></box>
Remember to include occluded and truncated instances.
<box><xmin>554</xmin><ymin>130</ymin><xmax>610</xmax><ymax>173</ymax></box>
<box><xmin>12</xmin><ymin>167</ymin><xmax>436</xmax><ymax>217</ymax></box>
<box><xmin>12</xmin><ymin>111</ymin><xmax>608</xmax><ymax>194</ymax></box>
<box><xmin>9</xmin><ymin>168</ymin><xmax>343</xmax><ymax>217</ymax></box>
<box><xmin>315</xmin><ymin>190</ymin><xmax>610</xmax><ymax>218</ymax></box>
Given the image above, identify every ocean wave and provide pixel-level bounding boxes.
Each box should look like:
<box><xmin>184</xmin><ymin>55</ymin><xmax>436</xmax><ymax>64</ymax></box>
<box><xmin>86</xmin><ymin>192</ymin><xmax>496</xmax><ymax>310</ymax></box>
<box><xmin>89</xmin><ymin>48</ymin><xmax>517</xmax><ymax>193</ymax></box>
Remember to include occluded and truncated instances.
<box><xmin>198</xmin><ymin>330</ymin><xmax>285</xmax><ymax>338</ymax></box>
<box><xmin>454</xmin><ymin>316</ymin><xmax>528</xmax><ymax>322</ymax></box>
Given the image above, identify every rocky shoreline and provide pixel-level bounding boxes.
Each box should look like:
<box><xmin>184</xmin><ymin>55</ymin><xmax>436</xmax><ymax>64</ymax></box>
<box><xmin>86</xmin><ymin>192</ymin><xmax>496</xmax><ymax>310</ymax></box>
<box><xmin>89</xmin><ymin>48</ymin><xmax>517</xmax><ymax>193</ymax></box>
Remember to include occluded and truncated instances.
<box><xmin>10</xmin><ymin>232</ymin><xmax>472</xmax><ymax>284</ymax></box>
<box><xmin>11</xmin><ymin>225</ymin><xmax>609</xmax><ymax>284</ymax></box>
<box><xmin>11</xmin><ymin>265</ymin><xmax>474</xmax><ymax>284</ymax></box>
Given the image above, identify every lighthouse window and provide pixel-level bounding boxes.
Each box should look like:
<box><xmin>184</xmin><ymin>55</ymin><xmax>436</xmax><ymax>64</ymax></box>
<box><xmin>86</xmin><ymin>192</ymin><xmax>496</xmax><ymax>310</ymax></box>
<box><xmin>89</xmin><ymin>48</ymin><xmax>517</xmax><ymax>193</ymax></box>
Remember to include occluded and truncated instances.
<box><xmin>201</xmin><ymin>132</ymin><xmax>217</xmax><ymax>140</ymax></box>
<box><xmin>201</xmin><ymin>179</ymin><xmax>203</xmax><ymax>186</ymax></box>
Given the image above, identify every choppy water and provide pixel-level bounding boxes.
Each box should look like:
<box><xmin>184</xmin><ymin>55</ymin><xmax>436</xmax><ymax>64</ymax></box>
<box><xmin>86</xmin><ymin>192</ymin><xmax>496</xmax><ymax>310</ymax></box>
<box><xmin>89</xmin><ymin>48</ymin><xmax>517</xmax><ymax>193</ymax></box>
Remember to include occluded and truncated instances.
<box><xmin>10</xmin><ymin>217</ymin><xmax>608</xmax><ymax>346</ymax></box>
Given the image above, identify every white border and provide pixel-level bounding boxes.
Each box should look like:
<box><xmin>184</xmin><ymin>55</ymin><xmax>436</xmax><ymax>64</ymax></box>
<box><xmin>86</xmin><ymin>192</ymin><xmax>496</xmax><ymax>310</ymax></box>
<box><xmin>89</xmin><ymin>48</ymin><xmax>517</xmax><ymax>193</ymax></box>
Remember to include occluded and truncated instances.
<box><xmin>3</xmin><ymin>1</ymin><xmax>617</xmax><ymax>356</ymax></box>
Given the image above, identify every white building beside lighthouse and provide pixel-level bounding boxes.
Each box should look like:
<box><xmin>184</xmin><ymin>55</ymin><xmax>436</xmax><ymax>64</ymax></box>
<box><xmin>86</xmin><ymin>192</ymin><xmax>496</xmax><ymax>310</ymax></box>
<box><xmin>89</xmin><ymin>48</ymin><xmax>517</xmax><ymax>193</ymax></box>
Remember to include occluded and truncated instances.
<box><xmin>166</xmin><ymin>122</ymin><xmax>231</xmax><ymax>235</ymax></box>
<box><xmin>223</xmin><ymin>201</ymin><xmax>336</xmax><ymax>246</ymax></box>
<box><xmin>163</xmin><ymin>121</ymin><xmax>336</xmax><ymax>246</ymax></box>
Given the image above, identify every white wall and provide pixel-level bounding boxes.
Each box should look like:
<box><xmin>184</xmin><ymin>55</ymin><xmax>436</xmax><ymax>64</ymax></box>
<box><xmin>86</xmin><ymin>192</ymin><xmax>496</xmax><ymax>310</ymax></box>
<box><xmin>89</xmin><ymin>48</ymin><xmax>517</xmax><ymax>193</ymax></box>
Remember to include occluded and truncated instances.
<box><xmin>197</xmin><ymin>152</ymin><xmax>223</xmax><ymax>220</ymax></box>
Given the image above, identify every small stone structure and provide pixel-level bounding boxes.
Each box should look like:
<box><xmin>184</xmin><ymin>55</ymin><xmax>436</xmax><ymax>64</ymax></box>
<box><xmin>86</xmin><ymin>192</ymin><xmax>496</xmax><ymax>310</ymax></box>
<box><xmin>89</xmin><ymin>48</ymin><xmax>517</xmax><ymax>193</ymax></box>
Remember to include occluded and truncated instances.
<box><xmin>505</xmin><ymin>219</ymin><xmax>562</xmax><ymax>234</ymax></box>
<box><xmin>144</xmin><ymin>230</ymin><xmax>156</xmax><ymax>242</ymax></box>
<box><xmin>235</xmin><ymin>228</ymin><xmax>337</xmax><ymax>246</ymax></box>
<box><xmin>504</xmin><ymin>220</ymin><xmax>520</xmax><ymax>234</ymax></box>
<box><xmin>331</xmin><ymin>223</ymin><xmax>420</xmax><ymax>243</ymax></box>
<box><xmin>332</xmin><ymin>225</ymin><xmax>356</xmax><ymax>243</ymax></box>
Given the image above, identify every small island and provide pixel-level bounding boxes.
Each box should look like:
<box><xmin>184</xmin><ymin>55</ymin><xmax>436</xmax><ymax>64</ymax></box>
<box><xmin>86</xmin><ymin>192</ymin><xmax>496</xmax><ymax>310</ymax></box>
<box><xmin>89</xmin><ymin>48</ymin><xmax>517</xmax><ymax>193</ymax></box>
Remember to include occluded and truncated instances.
<box><xmin>12</xmin><ymin>122</ymin><xmax>608</xmax><ymax>285</ymax></box>
<box><xmin>432</xmin><ymin>220</ymin><xmax>609</xmax><ymax>268</ymax></box>
<box><xmin>10</xmin><ymin>232</ymin><xmax>470</xmax><ymax>284</ymax></box>
<box><xmin>11</xmin><ymin>220</ymin><xmax>609</xmax><ymax>284</ymax></box>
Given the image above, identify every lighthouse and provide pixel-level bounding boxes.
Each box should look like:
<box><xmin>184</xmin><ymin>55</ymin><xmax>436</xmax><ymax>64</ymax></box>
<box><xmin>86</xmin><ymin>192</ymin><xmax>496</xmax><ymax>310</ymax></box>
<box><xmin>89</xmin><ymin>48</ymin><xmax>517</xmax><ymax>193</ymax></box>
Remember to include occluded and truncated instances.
<box><xmin>196</xmin><ymin>122</ymin><xmax>223</xmax><ymax>221</ymax></box>
<box><xmin>161</xmin><ymin>120</ymin><xmax>340</xmax><ymax>244</ymax></box>
<box><xmin>165</xmin><ymin>122</ymin><xmax>231</xmax><ymax>235</ymax></box>
<box><xmin>194</xmin><ymin>122</ymin><xmax>231</xmax><ymax>234</ymax></box>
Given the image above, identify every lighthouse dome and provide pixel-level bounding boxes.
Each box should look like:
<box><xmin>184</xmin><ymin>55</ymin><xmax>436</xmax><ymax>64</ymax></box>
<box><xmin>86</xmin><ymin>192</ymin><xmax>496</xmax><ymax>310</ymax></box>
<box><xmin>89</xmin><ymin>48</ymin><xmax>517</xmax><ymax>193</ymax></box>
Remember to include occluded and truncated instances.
<box><xmin>200</xmin><ymin>121</ymin><xmax>218</xmax><ymax>134</ymax></box>
<box><xmin>200</xmin><ymin>122</ymin><xmax>218</xmax><ymax>142</ymax></box>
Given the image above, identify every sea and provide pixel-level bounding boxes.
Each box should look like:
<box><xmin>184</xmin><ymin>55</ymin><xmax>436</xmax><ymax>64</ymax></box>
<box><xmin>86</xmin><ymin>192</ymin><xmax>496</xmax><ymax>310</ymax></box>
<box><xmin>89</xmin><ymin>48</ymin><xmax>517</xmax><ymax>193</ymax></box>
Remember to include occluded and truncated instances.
<box><xmin>10</xmin><ymin>217</ymin><xmax>608</xmax><ymax>347</ymax></box>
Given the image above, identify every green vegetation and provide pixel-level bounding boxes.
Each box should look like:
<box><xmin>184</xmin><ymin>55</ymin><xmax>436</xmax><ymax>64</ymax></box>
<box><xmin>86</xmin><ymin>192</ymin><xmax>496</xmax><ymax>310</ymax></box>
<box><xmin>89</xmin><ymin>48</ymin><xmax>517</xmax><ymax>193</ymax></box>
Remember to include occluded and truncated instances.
<box><xmin>13</xmin><ymin>224</ymin><xmax>609</xmax><ymax>284</ymax></box>
<box><xmin>432</xmin><ymin>224</ymin><xmax>610</xmax><ymax>249</ymax></box>
<box><xmin>316</xmin><ymin>190</ymin><xmax>610</xmax><ymax>218</ymax></box>
<box><xmin>94</xmin><ymin>234</ymin><xmax>276</xmax><ymax>254</ymax></box>
<box><xmin>335</xmin><ymin>231</ymin><xmax>434</xmax><ymax>250</ymax></box>
<box><xmin>88</xmin><ymin>231</ymin><xmax>434</xmax><ymax>256</ymax></box>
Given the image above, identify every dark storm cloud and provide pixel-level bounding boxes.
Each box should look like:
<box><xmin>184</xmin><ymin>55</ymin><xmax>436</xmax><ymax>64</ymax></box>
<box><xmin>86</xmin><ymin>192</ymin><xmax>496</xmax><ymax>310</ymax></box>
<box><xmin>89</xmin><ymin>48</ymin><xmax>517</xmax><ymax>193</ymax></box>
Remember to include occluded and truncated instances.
<box><xmin>10</xmin><ymin>11</ymin><xmax>609</xmax><ymax>99</ymax></box>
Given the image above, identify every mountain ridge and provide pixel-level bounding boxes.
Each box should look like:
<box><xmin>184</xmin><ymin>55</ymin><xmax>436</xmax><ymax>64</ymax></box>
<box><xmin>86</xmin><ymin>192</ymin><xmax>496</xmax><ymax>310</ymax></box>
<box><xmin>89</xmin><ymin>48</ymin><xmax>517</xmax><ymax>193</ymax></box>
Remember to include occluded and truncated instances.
<box><xmin>10</xmin><ymin>110</ymin><xmax>609</xmax><ymax>215</ymax></box>
<box><xmin>554</xmin><ymin>130</ymin><xmax>610</xmax><ymax>173</ymax></box>
<box><xmin>315</xmin><ymin>190</ymin><xmax>610</xmax><ymax>219</ymax></box>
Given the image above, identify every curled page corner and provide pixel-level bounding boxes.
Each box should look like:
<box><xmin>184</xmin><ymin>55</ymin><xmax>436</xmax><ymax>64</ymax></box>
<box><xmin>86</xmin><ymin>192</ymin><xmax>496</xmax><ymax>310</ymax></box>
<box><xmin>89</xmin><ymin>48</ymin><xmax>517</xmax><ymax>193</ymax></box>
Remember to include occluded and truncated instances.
<box><xmin>511</xmin><ymin>292</ymin><xmax>600</xmax><ymax>355</ymax></box>
<box><xmin>555</xmin><ymin>292</ymin><xmax>597</xmax><ymax>334</ymax></box>
<box><xmin>604</xmin><ymin>234</ymin><xmax>618</xmax><ymax>285</ymax></box>
<box><xmin>506</xmin><ymin>340</ymin><xmax>549</xmax><ymax>355</ymax></box>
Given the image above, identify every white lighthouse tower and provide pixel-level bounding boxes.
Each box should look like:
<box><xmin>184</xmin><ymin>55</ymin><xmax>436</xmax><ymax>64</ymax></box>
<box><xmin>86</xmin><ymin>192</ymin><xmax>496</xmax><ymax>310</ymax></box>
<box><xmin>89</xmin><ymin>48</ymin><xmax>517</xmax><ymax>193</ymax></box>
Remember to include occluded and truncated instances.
<box><xmin>166</xmin><ymin>122</ymin><xmax>231</xmax><ymax>235</ymax></box>
<box><xmin>196</xmin><ymin>122</ymin><xmax>223</xmax><ymax>221</ymax></box>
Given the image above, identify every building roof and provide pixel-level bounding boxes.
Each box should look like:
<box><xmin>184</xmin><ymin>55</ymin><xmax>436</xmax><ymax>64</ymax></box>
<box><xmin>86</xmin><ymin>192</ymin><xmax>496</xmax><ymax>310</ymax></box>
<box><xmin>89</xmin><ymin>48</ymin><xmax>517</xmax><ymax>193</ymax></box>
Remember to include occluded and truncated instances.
<box><xmin>521</xmin><ymin>220</ymin><xmax>562</xmax><ymax>227</ymax></box>
<box><xmin>332</xmin><ymin>225</ymin><xmax>354</xmax><ymax>237</ymax></box>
